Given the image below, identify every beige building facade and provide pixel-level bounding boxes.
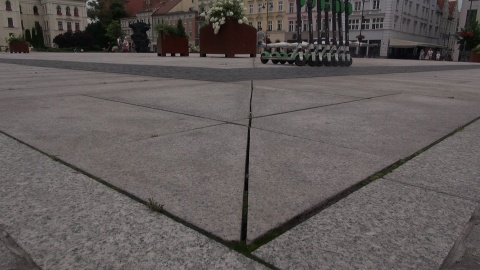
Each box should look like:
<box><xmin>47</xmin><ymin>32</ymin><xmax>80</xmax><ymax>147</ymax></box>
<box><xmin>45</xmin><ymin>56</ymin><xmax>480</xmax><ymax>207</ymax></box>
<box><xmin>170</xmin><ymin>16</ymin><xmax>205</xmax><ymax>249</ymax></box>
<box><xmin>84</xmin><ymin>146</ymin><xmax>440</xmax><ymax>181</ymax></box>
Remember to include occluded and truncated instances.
<box><xmin>1</xmin><ymin>0</ymin><xmax>88</xmax><ymax>48</ymax></box>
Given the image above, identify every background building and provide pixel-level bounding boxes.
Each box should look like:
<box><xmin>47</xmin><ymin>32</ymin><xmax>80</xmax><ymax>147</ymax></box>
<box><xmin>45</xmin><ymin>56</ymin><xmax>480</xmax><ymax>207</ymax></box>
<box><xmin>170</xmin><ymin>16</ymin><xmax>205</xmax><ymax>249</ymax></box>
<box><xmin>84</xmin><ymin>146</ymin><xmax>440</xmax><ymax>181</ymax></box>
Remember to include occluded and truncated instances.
<box><xmin>1</xmin><ymin>0</ymin><xmax>88</xmax><ymax>48</ymax></box>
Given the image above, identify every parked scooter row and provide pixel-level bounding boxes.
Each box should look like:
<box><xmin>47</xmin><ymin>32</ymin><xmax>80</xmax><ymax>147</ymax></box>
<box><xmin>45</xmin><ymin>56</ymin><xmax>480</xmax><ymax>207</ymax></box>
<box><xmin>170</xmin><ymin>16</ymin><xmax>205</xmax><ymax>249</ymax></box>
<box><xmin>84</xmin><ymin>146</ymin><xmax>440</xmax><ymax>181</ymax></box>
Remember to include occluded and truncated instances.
<box><xmin>260</xmin><ymin>0</ymin><xmax>353</xmax><ymax>67</ymax></box>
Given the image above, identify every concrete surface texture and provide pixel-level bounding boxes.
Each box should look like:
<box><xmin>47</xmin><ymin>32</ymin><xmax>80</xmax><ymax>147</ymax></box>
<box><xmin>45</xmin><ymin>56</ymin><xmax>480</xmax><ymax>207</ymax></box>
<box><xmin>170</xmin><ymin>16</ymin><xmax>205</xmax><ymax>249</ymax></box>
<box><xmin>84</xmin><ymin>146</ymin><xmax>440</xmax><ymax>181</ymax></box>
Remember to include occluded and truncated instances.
<box><xmin>0</xmin><ymin>52</ymin><xmax>479</xmax><ymax>269</ymax></box>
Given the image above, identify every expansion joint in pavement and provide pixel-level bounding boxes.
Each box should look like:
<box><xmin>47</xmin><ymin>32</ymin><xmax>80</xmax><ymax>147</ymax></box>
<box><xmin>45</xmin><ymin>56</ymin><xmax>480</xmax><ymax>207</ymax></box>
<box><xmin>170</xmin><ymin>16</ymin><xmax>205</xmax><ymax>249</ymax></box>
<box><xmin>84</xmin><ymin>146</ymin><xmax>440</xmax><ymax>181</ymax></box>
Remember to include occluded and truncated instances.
<box><xmin>244</xmin><ymin>115</ymin><xmax>480</xmax><ymax>252</ymax></box>
<box><xmin>253</xmin><ymin>92</ymin><xmax>400</xmax><ymax>120</ymax></box>
<box><xmin>0</xmin><ymin>225</ymin><xmax>41</xmax><ymax>270</ymax></box>
<box><xmin>81</xmin><ymin>94</ymin><xmax>230</xmax><ymax>123</ymax></box>
<box><xmin>240</xmin><ymin>80</ymin><xmax>254</xmax><ymax>243</ymax></box>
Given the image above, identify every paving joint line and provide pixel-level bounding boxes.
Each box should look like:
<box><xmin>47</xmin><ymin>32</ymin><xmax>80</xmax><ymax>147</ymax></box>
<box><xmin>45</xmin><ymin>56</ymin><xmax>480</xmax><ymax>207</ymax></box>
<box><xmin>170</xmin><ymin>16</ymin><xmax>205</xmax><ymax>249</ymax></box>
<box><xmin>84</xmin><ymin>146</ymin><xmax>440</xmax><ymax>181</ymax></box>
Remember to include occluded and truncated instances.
<box><xmin>243</xmin><ymin>115</ymin><xmax>480</xmax><ymax>252</ymax></box>
<box><xmin>383</xmin><ymin>177</ymin><xmax>480</xmax><ymax>204</ymax></box>
<box><xmin>253</xmin><ymin>92</ymin><xmax>400</xmax><ymax>119</ymax></box>
<box><xmin>131</xmin><ymin>123</ymin><xmax>229</xmax><ymax>143</ymax></box>
<box><xmin>0</xmin><ymin>225</ymin><xmax>41</xmax><ymax>270</ymax></box>
<box><xmin>240</xmin><ymin>80</ymin><xmax>254</xmax><ymax>243</ymax></box>
<box><xmin>80</xmin><ymin>94</ymin><xmax>230</xmax><ymax>123</ymax></box>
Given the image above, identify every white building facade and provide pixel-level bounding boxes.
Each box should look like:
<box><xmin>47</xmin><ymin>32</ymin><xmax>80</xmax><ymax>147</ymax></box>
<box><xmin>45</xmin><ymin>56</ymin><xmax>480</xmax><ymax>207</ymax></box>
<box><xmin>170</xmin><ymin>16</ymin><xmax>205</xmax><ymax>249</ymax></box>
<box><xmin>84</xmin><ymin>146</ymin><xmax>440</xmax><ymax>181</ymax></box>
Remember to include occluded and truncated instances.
<box><xmin>348</xmin><ymin>0</ymin><xmax>458</xmax><ymax>58</ymax></box>
<box><xmin>1</xmin><ymin>0</ymin><xmax>88</xmax><ymax>48</ymax></box>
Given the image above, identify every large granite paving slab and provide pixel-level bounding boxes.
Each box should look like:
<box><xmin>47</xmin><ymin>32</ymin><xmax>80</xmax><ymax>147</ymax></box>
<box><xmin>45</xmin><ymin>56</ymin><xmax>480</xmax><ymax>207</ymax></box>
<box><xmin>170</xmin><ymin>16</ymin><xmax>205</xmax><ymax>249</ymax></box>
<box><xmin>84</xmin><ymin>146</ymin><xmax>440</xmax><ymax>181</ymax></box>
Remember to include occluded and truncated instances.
<box><xmin>0</xmin><ymin>95</ymin><xmax>221</xmax><ymax>154</ymax></box>
<box><xmin>0</xmin><ymin>133</ymin><xmax>264</xmax><ymax>269</ymax></box>
<box><xmin>384</xmin><ymin>120</ymin><xmax>480</xmax><ymax>202</ymax></box>
<box><xmin>254</xmin><ymin>179</ymin><xmax>477</xmax><ymax>270</ymax></box>
<box><xmin>247</xmin><ymin>128</ymin><xmax>387</xmax><ymax>241</ymax></box>
<box><xmin>251</xmin><ymin>84</ymin><xmax>363</xmax><ymax>117</ymax></box>
<box><xmin>63</xmin><ymin>124</ymin><xmax>247</xmax><ymax>241</ymax></box>
<box><xmin>89</xmin><ymin>81</ymin><xmax>252</xmax><ymax>122</ymax></box>
<box><xmin>251</xmin><ymin>76</ymin><xmax>400</xmax><ymax>99</ymax></box>
<box><xmin>0</xmin><ymin>77</ymin><xmax>207</xmax><ymax>100</ymax></box>
<box><xmin>252</xmin><ymin>94</ymin><xmax>480</xmax><ymax>161</ymax></box>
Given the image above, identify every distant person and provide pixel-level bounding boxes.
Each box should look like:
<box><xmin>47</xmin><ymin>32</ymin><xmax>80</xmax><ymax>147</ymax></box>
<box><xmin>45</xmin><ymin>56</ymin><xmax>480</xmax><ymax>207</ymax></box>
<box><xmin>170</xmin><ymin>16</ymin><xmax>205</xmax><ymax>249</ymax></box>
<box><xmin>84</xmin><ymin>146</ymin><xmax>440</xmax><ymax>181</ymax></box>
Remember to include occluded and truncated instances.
<box><xmin>427</xmin><ymin>48</ymin><xmax>434</xmax><ymax>60</ymax></box>
<box><xmin>419</xmin><ymin>49</ymin><xmax>424</xmax><ymax>60</ymax></box>
<box><xmin>257</xmin><ymin>27</ymin><xmax>265</xmax><ymax>54</ymax></box>
<box><xmin>436</xmin><ymin>51</ymin><xmax>441</xmax><ymax>61</ymax></box>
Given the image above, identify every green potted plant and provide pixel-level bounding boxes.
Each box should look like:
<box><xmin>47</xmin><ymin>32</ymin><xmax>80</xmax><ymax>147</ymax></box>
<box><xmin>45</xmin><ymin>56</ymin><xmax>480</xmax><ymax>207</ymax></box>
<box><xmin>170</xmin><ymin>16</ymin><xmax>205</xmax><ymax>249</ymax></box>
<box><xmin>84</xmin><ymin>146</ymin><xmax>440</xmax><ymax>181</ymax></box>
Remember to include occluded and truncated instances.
<box><xmin>8</xmin><ymin>35</ymin><xmax>29</xmax><ymax>53</ymax></box>
<box><xmin>155</xmin><ymin>19</ymin><xmax>189</xmax><ymax>57</ymax></box>
<box><xmin>199</xmin><ymin>0</ymin><xmax>256</xmax><ymax>58</ymax></box>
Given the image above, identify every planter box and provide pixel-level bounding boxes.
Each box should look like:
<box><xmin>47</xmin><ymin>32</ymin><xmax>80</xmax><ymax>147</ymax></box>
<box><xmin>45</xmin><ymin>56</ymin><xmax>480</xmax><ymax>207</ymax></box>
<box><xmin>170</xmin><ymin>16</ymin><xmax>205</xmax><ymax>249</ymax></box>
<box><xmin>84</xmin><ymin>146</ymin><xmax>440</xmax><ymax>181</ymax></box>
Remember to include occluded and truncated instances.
<box><xmin>157</xmin><ymin>32</ymin><xmax>189</xmax><ymax>57</ymax></box>
<box><xmin>9</xmin><ymin>40</ymin><xmax>29</xmax><ymax>53</ymax></box>
<box><xmin>471</xmin><ymin>52</ymin><xmax>480</xmax><ymax>63</ymax></box>
<box><xmin>200</xmin><ymin>19</ymin><xmax>256</xmax><ymax>58</ymax></box>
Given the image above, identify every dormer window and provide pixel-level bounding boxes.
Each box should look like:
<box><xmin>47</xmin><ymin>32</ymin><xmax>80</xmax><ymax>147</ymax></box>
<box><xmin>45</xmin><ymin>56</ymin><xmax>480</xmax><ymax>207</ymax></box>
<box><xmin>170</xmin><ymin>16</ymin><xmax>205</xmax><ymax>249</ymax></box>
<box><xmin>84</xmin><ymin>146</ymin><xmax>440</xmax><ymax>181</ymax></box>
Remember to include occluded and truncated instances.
<box><xmin>57</xmin><ymin>5</ymin><xmax>62</xmax><ymax>15</ymax></box>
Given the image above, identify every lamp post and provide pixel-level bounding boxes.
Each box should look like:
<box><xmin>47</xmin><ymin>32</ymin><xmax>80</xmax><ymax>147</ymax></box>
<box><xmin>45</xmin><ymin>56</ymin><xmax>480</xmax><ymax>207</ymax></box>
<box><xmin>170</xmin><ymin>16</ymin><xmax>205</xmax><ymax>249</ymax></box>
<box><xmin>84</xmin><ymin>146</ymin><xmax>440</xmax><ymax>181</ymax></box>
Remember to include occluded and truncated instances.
<box><xmin>356</xmin><ymin>0</ymin><xmax>365</xmax><ymax>56</ymax></box>
<box><xmin>263</xmin><ymin>1</ymin><xmax>273</xmax><ymax>35</ymax></box>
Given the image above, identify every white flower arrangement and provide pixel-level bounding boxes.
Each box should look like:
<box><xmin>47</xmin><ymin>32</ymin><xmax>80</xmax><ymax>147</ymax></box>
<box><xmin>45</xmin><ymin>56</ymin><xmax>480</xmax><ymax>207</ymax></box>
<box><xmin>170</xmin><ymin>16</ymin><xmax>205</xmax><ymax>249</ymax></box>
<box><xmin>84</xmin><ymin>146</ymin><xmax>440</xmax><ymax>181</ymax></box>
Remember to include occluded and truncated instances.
<box><xmin>200</xmin><ymin>0</ymin><xmax>248</xmax><ymax>35</ymax></box>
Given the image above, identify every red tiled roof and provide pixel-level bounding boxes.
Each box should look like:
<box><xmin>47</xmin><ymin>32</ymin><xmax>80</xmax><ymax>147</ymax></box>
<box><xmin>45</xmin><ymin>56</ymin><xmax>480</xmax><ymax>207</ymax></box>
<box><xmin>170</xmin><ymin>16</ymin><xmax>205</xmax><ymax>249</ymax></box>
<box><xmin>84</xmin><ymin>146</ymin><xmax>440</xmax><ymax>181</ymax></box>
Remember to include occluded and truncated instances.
<box><xmin>152</xmin><ymin>0</ymin><xmax>182</xmax><ymax>16</ymax></box>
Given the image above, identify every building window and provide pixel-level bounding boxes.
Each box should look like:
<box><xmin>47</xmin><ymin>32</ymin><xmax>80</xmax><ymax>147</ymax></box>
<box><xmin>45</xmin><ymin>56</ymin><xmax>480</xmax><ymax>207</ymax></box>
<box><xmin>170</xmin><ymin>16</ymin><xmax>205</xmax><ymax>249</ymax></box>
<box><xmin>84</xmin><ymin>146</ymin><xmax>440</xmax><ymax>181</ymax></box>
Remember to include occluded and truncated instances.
<box><xmin>66</xmin><ymin>7</ymin><xmax>71</xmax><ymax>16</ymax></box>
<box><xmin>6</xmin><ymin>0</ymin><xmax>12</xmax><ymax>11</ymax></box>
<box><xmin>289</xmin><ymin>3</ymin><xmax>294</xmax><ymax>13</ymax></box>
<box><xmin>372</xmin><ymin>0</ymin><xmax>379</xmax><ymax>10</ymax></box>
<box><xmin>354</xmin><ymin>1</ymin><xmax>362</xmax><ymax>11</ymax></box>
<box><xmin>268</xmin><ymin>3</ymin><xmax>273</xmax><ymax>12</ymax></box>
<box><xmin>371</xmin><ymin>18</ymin><xmax>383</xmax><ymax>29</ymax></box>
<box><xmin>257</xmin><ymin>21</ymin><xmax>262</xmax><ymax>30</ymax></box>
<box><xmin>33</xmin><ymin>6</ymin><xmax>39</xmax><ymax>15</ymax></box>
<box><xmin>349</xmin><ymin>19</ymin><xmax>359</xmax><ymax>29</ymax></box>
<box><xmin>248</xmin><ymin>4</ymin><xmax>253</xmax><ymax>13</ymax></box>
<box><xmin>288</xmin><ymin>20</ymin><xmax>294</xmax><ymax>32</ymax></box>
<box><xmin>258</xmin><ymin>3</ymin><xmax>262</xmax><ymax>12</ymax></box>
<box><xmin>57</xmin><ymin>5</ymin><xmax>62</xmax><ymax>15</ymax></box>
<box><xmin>74</xmin><ymin>7</ymin><xmax>79</xmax><ymax>16</ymax></box>
<box><xmin>362</xmin><ymin>18</ymin><xmax>370</xmax><ymax>29</ymax></box>
<box><xmin>67</xmin><ymin>21</ymin><xmax>72</xmax><ymax>31</ymax></box>
<box><xmin>249</xmin><ymin>22</ymin><xmax>253</xmax><ymax>26</ymax></box>
<box><xmin>8</xmin><ymin>17</ymin><xmax>13</xmax><ymax>27</ymax></box>
<box><xmin>278</xmin><ymin>1</ymin><xmax>283</xmax><ymax>11</ymax></box>
<box><xmin>75</xmin><ymin>22</ymin><xmax>80</xmax><ymax>31</ymax></box>
<box><xmin>58</xmin><ymin>21</ymin><xmax>63</xmax><ymax>30</ymax></box>
<box><xmin>267</xmin><ymin>20</ymin><xmax>272</xmax><ymax>31</ymax></box>
<box><xmin>277</xmin><ymin>19</ymin><xmax>282</xmax><ymax>30</ymax></box>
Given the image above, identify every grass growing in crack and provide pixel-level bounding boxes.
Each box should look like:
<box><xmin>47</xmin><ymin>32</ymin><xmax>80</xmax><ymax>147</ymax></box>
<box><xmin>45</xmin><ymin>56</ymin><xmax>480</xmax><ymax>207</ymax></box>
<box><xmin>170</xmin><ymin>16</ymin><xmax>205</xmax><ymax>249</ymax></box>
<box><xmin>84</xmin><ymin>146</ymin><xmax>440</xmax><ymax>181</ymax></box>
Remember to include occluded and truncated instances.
<box><xmin>146</xmin><ymin>198</ymin><xmax>163</xmax><ymax>212</ymax></box>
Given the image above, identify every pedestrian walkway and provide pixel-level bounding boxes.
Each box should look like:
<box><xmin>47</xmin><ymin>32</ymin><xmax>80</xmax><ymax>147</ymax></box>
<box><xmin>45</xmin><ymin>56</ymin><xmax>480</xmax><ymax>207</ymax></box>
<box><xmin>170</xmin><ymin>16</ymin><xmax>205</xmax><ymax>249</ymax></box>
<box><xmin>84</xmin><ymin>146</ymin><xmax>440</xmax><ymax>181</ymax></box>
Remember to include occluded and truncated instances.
<box><xmin>0</xmin><ymin>53</ymin><xmax>479</xmax><ymax>269</ymax></box>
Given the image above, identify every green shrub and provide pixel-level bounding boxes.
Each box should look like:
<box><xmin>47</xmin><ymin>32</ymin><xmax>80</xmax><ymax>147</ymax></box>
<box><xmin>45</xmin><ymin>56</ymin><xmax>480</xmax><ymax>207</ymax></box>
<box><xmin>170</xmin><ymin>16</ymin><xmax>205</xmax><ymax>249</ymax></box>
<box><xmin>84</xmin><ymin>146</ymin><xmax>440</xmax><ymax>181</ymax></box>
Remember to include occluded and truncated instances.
<box><xmin>155</xmin><ymin>19</ymin><xmax>188</xmax><ymax>38</ymax></box>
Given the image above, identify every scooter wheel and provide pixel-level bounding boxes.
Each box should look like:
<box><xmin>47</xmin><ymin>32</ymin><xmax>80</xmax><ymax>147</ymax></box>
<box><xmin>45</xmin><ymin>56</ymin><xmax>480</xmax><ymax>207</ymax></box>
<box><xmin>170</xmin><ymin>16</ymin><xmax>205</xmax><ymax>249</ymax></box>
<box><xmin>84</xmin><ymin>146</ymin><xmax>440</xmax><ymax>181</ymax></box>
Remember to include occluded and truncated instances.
<box><xmin>295</xmin><ymin>55</ymin><xmax>307</xmax><ymax>66</ymax></box>
<box><xmin>307</xmin><ymin>57</ymin><xmax>316</xmax><ymax>67</ymax></box>
<box><xmin>280</xmin><ymin>60</ymin><xmax>287</xmax><ymax>64</ymax></box>
<box><xmin>260</xmin><ymin>57</ymin><xmax>269</xmax><ymax>64</ymax></box>
<box><xmin>345</xmin><ymin>58</ymin><xmax>353</xmax><ymax>67</ymax></box>
<box><xmin>272</xmin><ymin>59</ymin><xmax>279</xmax><ymax>64</ymax></box>
<box><xmin>316</xmin><ymin>58</ymin><xmax>323</xmax><ymax>67</ymax></box>
<box><xmin>332</xmin><ymin>58</ymin><xmax>338</xmax><ymax>66</ymax></box>
<box><xmin>338</xmin><ymin>59</ymin><xmax>345</xmax><ymax>67</ymax></box>
<box><xmin>323</xmin><ymin>59</ymin><xmax>332</xmax><ymax>67</ymax></box>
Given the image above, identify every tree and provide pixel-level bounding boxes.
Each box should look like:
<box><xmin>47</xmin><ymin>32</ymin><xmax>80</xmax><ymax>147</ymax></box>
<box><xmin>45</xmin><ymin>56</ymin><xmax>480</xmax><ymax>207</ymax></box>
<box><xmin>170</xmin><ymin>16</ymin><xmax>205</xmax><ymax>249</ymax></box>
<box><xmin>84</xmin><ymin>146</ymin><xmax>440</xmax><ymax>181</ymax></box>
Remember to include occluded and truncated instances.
<box><xmin>458</xmin><ymin>21</ymin><xmax>480</xmax><ymax>52</ymax></box>
<box><xmin>34</xmin><ymin>22</ymin><xmax>45</xmax><ymax>49</ymax></box>
<box><xmin>53</xmin><ymin>31</ymin><xmax>94</xmax><ymax>49</ymax></box>
<box><xmin>86</xmin><ymin>0</ymin><xmax>129</xmax><ymax>48</ymax></box>
<box><xmin>106</xmin><ymin>20</ymin><xmax>123</xmax><ymax>41</ymax></box>
<box><xmin>24</xmin><ymin>29</ymin><xmax>32</xmax><ymax>43</ymax></box>
<box><xmin>176</xmin><ymin>19</ymin><xmax>187</xmax><ymax>38</ymax></box>
<box><xmin>85</xmin><ymin>21</ymin><xmax>109</xmax><ymax>48</ymax></box>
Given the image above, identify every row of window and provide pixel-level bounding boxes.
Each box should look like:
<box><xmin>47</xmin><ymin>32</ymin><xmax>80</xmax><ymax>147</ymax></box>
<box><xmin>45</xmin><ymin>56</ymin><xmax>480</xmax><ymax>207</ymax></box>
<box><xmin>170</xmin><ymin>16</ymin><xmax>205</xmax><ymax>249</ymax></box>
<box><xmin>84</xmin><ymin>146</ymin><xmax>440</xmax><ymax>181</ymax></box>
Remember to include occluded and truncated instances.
<box><xmin>349</xmin><ymin>18</ymin><xmax>384</xmax><ymax>30</ymax></box>
<box><xmin>248</xmin><ymin>17</ymin><xmax>384</xmax><ymax>33</ymax></box>
<box><xmin>57</xmin><ymin>21</ymin><xmax>80</xmax><ymax>31</ymax></box>
<box><xmin>247</xmin><ymin>0</ymin><xmax>380</xmax><ymax>15</ymax></box>
<box><xmin>5</xmin><ymin>1</ymin><xmax>79</xmax><ymax>16</ymax></box>
<box><xmin>5</xmin><ymin>17</ymin><xmax>80</xmax><ymax>31</ymax></box>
